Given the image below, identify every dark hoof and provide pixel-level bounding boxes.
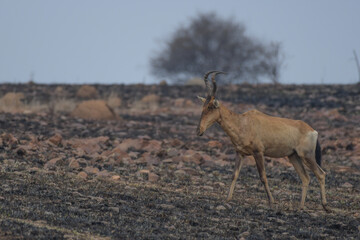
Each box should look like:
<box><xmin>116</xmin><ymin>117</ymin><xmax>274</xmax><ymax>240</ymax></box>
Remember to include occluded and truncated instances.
<box><xmin>297</xmin><ymin>206</ymin><xmax>305</xmax><ymax>212</ymax></box>
<box><xmin>322</xmin><ymin>204</ymin><xmax>332</xmax><ymax>213</ymax></box>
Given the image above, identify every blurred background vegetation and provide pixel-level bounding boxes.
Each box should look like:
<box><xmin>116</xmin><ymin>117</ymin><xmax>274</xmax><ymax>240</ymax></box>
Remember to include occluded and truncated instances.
<box><xmin>150</xmin><ymin>13</ymin><xmax>284</xmax><ymax>84</ymax></box>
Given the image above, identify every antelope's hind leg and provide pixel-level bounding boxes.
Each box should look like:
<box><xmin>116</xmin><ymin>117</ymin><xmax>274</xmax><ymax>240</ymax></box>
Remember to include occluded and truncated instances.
<box><xmin>288</xmin><ymin>153</ymin><xmax>310</xmax><ymax>210</ymax></box>
<box><xmin>302</xmin><ymin>156</ymin><xmax>330</xmax><ymax>212</ymax></box>
<box><xmin>226</xmin><ymin>152</ymin><xmax>243</xmax><ymax>201</ymax></box>
<box><xmin>254</xmin><ymin>152</ymin><xmax>274</xmax><ymax>207</ymax></box>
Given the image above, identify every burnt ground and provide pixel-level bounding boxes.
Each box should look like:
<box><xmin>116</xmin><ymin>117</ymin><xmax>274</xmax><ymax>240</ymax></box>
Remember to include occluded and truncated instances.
<box><xmin>0</xmin><ymin>83</ymin><xmax>359</xmax><ymax>239</ymax></box>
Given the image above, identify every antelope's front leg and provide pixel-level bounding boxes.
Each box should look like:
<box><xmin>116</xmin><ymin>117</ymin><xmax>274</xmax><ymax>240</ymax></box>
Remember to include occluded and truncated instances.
<box><xmin>226</xmin><ymin>152</ymin><xmax>243</xmax><ymax>201</ymax></box>
<box><xmin>254</xmin><ymin>152</ymin><xmax>275</xmax><ymax>207</ymax></box>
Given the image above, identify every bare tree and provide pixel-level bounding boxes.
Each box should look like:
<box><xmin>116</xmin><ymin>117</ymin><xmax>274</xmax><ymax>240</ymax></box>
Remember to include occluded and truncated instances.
<box><xmin>353</xmin><ymin>50</ymin><xmax>360</xmax><ymax>83</ymax></box>
<box><xmin>150</xmin><ymin>13</ymin><xmax>284</xmax><ymax>84</ymax></box>
<box><xmin>266</xmin><ymin>42</ymin><xmax>285</xmax><ymax>84</ymax></box>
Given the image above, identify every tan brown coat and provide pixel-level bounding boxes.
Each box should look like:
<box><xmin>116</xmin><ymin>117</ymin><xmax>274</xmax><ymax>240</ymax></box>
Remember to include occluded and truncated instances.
<box><xmin>196</xmin><ymin>71</ymin><xmax>329</xmax><ymax>212</ymax></box>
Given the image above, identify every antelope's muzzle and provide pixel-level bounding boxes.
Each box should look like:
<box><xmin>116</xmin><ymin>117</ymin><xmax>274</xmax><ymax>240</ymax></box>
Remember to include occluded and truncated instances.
<box><xmin>196</xmin><ymin>127</ymin><xmax>204</xmax><ymax>136</ymax></box>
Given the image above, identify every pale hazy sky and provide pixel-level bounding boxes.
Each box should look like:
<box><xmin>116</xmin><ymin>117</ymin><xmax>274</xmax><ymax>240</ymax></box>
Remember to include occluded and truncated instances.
<box><xmin>1</xmin><ymin>0</ymin><xmax>359</xmax><ymax>84</ymax></box>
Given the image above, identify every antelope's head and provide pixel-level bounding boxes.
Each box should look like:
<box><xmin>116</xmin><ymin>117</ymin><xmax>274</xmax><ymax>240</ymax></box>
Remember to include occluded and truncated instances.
<box><xmin>196</xmin><ymin>70</ymin><xmax>226</xmax><ymax>136</ymax></box>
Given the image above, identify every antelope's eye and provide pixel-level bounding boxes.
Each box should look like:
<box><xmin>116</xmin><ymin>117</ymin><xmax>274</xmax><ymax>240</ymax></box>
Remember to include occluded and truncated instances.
<box><xmin>208</xmin><ymin>105</ymin><xmax>216</xmax><ymax>110</ymax></box>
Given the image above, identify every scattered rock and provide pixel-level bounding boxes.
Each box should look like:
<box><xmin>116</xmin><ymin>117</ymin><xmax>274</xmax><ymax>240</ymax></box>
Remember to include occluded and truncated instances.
<box><xmin>242</xmin><ymin>156</ymin><xmax>256</xmax><ymax>166</ymax></box>
<box><xmin>207</xmin><ymin>140</ymin><xmax>222</xmax><ymax>149</ymax></box>
<box><xmin>77</xmin><ymin>171</ymin><xmax>88</xmax><ymax>179</ymax></box>
<box><xmin>69</xmin><ymin>158</ymin><xmax>87</xmax><ymax>169</ymax></box>
<box><xmin>1</xmin><ymin>133</ymin><xmax>18</xmax><ymax>148</ymax></box>
<box><xmin>143</xmin><ymin>140</ymin><xmax>162</xmax><ymax>153</ymax></box>
<box><xmin>181</xmin><ymin>167</ymin><xmax>199</xmax><ymax>176</ymax></box>
<box><xmin>48</xmin><ymin>134</ymin><xmax>62</xmax><ymax>146</ymax></box>
<box><xmin>117</xmin><ymin>138</ymin><xmax>144</xmax><ymax>152</ymax></box>
<box><xmin>202</xmin><ymin>158</ymin><xmax>230</xmax><ymax>167</ymax></box>
<box><xmin>84</xmin><ymin>166</ymin><xmax>99</xmax><ymax>175</ymax></box>
<box><xmin>325</xmin><ymin>108</ymin><xmax>348</xmax><ymax>121</ymax></box>
<box><xmin>333</xmin><ymin>166</ymin><xmax>358</xmax><ymax>174</ymax></box>
<box><xmin>159</xmin><ymin>204</ymin><xmax>175</xmax><ymax>210</ymax></box>
<box><xmin>67</xmin><ymin>136</ymin><xmax>109</xmax><ymax>155</ymax></box>
<box><xmin>167</xmin><ymin>148</ymin><xmax>179</xmax><ymax>157</ymax></box>
<box><xmin>28</xmin><ymin>167</ymin><xmax>40</xmax><ymax>174</ymax></box>
<box><xmin>137</xmin><ymin>169</ymin><xmax>150</xmax><ymax>179</ymax></box>
<box><xmin>349</xmin><ymin>156</ymin><xmax>360</xmax><ymax>166</ymax></box>
<box><xmin>102</xmin><ymin>147</ymin><xmax>130</xmax><ymax>162</ymax></box>
<box><xmin>203</xmin><ymin>186</ymin><xmax>214</xmax><ymax>191</ymax></box>
<box><xmin>128</xmin><ymin>151</ymin><xmax>139</xmax><ymax>158</ymax></box>
<box><xmin>148</xmin><ymin>172</ymin><xmax>159</xmax><ymax>182</ymax></box>
<box><xmin>214</xmin><ymin>182</ymin><xmax>225</xmax><ymax>188</ymax></box>
<box><xmin>162</xmin><ymin>159</ymin><xmax>173</xmax><ymax>164</ymax></box>
<box><xmin>68</xmin><ymin>158</ymin><xmax>81</xmax><ymax>169</ymax></box>
<box><xmin>176</xmin><ymin>161</ymin><xmax>184</xmax><ymax>169</ymax></box>
<box><xmin>216</xmin><ymin>205</ymin><xmax>226</xmax><ymax>211</ymax></box>
<box><xmin>182</xmin><ymin>150</ymin><xmax>203</xmax><ymax>165</ymax></box>
<box><xmin>174</xmin><ymin>169</ymin><xmax>187</xmax><ymax>177</ymax></box>
<box><xmin>96</xmin><ymin>170</ymin><xmax>111</xmax><ymax>178</ymax></box>
<box><xmin>341</xmin><ymin>182</ymin><xmax>353</xmax><ymax>188</ymax></box>
<box><xmin>136</xmin><ymin>169</ymin><xmax>159</xmax><ymax>182</ymax></box>
<box><xmin>240</xmin><ymin>232</ymin><xmax>250</xmax><ymax>238</ymax></box>
<box><xmin>271</xmin><ymin>157</ymin><xmax>292</xmax><ymax>167</ymax></box>
<box><xmin>111</xmin><ymin>175</ymin><xmax>121</xmax><ymax>181</ymax></box>
<box><xmin>44</xmin><ymin>157</ymin><xmax>63</xmax><ymax>170</ymax></box>
<box><xmin>168</xmin><ymin>139</ymin><xmax>184</xmax><ymax>148</ymax></box>
<box><xmin>109</xmin><ymin>207</ymin><xmax>120</xmax><ymax>213</ymax></box>
<box><xmin>140</xmin><ymin>153</ymin><xmax>160</xmax><ymax>166</ymax></box>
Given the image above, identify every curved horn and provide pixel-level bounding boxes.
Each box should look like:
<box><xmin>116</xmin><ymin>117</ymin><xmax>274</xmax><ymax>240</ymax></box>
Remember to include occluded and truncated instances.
<box><xmin>211</xmin><ymin>71</ymin><xmax>226</xmax><ymax>96</ymax></box>
<box><xmin>203</xmin><ymin>70</ymin><xmax>219</xmax><ymax>95</ymax></box>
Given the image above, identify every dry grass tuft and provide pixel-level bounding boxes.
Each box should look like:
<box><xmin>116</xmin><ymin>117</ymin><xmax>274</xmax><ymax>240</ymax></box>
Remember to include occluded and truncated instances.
<box><xmin>106</xmin><ymin>91</ymin><xmax>122</xmax><ymax>109</ymax></box>
<box><xmin>76</xmin><ymin>85</ymin><xmax>99</xmax><ymax>99</ymax></box>
<box><xmin>22</xmin><ymin>99</ymin><xmax>48</xmax><ymax>114</ymax></box>
<box><xmin>0</xmin><ymin>92</ymin><xmax>25</xmax><ymax>113</ymax></box>
<box><xmin>71</xmin><ymin>100</ymin><xmax>116</xmax><ymax>120</ymax></box>
<box><xmin>50</xmin><ymin>98</ymin><xmax>78</xmax><ymax>114</ymax></box>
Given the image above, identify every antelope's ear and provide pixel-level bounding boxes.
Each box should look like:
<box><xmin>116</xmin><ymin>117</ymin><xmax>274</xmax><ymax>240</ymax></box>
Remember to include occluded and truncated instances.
<box><xmin>197</xmin><ymin>96</ymin><xmax>206</xmax><ymax>103</ymax></box>
<box><xmin>214</xmin><ymin>99</ymin><xmax>220</xmax><ymax>108</ymax></box>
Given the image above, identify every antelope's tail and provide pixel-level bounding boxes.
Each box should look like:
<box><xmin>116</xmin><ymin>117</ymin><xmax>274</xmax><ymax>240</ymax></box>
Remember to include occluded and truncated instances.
<box><xmin>315</xmin><ymin>139</ymin><xmax>322</xmax><ymax>167</ymax></box>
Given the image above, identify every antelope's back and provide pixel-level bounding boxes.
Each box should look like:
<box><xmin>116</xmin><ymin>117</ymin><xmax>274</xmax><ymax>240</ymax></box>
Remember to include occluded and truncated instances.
<box><xmin>243</xmin><ymin>110</ymin><xmax>314</xmax><ymax>157</ymax></box>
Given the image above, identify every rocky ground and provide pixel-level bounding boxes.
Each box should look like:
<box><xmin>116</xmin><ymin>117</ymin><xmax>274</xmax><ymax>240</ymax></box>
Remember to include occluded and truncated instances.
<box><xmin>0</xmin><ymin>83</ymin><xmax>359</xmax><ymax>239</ymax></box>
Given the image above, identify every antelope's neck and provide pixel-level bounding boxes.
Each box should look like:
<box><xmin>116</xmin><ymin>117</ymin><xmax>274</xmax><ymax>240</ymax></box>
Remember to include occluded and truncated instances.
<box><xmin>217</xmin><ymin>105</ymin><xmax>241</xmax><ymax>139</ymax></box>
